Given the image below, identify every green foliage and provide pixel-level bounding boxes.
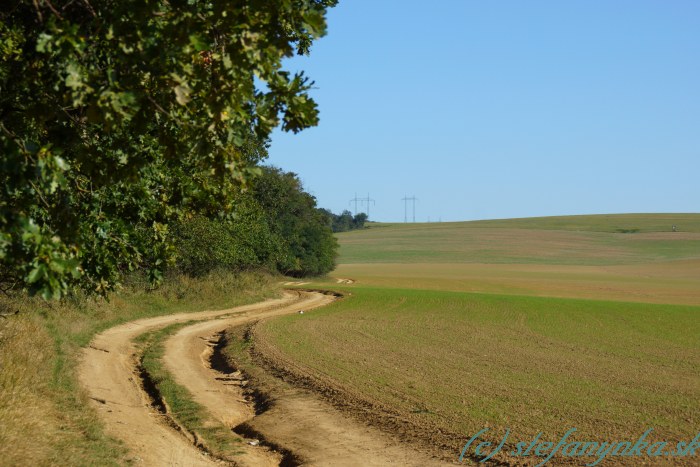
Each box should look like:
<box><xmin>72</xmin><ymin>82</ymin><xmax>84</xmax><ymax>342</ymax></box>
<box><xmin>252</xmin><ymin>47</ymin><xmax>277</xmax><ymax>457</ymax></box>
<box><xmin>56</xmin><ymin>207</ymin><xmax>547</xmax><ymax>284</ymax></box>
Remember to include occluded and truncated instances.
<box><xmin>172</xmin><ymin>166</ymin><xmax>338</xmax><ymax>278</ymax></box>
<box><xmin>0</xmin><ymin>0</ymin><xmax>336</xmax><ymax>298</ymax></box>
<box><xmin>321</xmin><ymin>209</ymin><xmax>368</xmax><ymax>232</ymax></box>
<box><xmin>172</xmin><ymin>197</ymin><xmax>280</xmax><ymax>277</ymax></box>
<box><xmin>0</xmin><ymin>270</ymin><xmax>278</xmax><ymax>466</ymax></box>
<box><xmin>252</xmin><ymin>167</ymin><xmax>337</xmax><ymax>277</ymax></box>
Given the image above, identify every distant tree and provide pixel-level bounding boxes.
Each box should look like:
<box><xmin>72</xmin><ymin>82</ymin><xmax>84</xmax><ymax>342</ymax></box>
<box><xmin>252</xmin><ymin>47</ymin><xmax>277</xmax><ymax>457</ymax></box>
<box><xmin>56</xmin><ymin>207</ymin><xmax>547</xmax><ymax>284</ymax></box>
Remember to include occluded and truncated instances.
<box><xmin>323</xmin><ymin>210</ymin><xmax>369</xmax><ymax>233</ymax></box>
<box><xmin>318</xmin><ymin>208</ymin><xmax>335</xmax><ymax>228</ymax></box>
<box><xmin>335</xmin><ymin>210</ymin><xmax>354</xmax><ymax>232</ymax></box>
<box><xmin>352</xmin><ymin>212</ymin><xmax>368</xmax><ymax>229</ymax></box>
<box><xmin>251</xmin><ymin>167</ymin><xmax>337</xmax><ymax>277</ymax></box>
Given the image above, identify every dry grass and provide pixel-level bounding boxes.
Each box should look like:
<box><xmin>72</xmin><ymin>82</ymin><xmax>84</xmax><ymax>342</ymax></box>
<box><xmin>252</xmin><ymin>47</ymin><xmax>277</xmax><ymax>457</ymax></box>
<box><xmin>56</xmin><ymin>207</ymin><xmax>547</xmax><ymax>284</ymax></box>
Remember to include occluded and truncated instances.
<box><xmin>0</xmin><ymin>314</ymin><xmax>57</xmax><ymax>465</ymax></box>
<box><xmin>0</xmin><ymin>270</ymin><xmax>279</xmax><ymax>466</ymax></box>
<box><xmin>327</xmin><ymin>260</ymin><xmax>700</xmax><ymax>305</ymax></box>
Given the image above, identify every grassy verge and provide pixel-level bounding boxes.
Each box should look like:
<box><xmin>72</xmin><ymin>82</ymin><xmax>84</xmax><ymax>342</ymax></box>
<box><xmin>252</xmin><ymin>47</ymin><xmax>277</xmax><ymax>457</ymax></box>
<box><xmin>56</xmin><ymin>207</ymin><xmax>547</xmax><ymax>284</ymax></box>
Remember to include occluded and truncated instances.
<box><xmin>0</xmin><ymin>270</ymin><xmax>279</xmax><ymax>466</ymax></box>
<box><xmin>134</xmin><ymin>323</ymin><xmax>245</xmax><ymax>460</ymax></box>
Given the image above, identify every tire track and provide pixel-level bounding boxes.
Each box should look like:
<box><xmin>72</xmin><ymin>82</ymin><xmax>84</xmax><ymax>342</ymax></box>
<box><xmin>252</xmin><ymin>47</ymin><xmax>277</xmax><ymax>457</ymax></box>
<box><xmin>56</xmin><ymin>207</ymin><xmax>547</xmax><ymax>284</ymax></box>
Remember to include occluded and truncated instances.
<box><xmin>78</xmin><ymin>293</ymin><xmax>301</xmax><ymax>466</ymax></box>
<box><xmin>80</xmin><ymin>290</ymin><xmax>449</xmax><ymax>466</ymax></box>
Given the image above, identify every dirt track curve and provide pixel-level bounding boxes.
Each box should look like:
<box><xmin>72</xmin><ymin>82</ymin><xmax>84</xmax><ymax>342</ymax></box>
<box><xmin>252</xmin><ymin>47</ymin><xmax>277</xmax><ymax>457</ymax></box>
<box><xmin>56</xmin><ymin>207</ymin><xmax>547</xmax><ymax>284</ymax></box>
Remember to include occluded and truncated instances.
<box><xmin>79</xmin><ymin>290</ymin><xmax>449</xmax><ymax>466</ymax></box>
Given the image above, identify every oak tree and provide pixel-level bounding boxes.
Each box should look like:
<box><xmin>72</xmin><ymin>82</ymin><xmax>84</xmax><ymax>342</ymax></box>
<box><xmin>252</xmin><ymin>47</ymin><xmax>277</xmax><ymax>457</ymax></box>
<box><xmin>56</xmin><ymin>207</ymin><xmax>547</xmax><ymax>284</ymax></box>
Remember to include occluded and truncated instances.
<box><xmin>0</xmin><ymin>0</ymin><xmax>336</xmax><ymax>298</ymax></box>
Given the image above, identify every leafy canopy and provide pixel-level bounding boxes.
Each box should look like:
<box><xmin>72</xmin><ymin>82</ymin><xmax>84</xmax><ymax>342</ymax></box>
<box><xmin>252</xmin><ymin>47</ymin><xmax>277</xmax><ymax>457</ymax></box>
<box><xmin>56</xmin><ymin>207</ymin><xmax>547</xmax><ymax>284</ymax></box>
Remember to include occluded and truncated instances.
<box><xmin>0</xmin><ymin>0</ymin><xmax>336</xmax><ymax>298</ymax></box>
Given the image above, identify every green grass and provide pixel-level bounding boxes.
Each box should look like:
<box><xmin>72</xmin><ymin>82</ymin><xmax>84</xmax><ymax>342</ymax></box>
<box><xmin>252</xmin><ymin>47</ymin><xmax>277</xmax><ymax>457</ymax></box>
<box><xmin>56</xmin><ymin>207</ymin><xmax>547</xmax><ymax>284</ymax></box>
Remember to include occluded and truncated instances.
<box><xmin>0</xmin><ymin>270</ymin><xmax>279</xmax><ymax>466</ymax></box>
<box><xmin>258</xmin><ymin>286</ymin><xmax>700</xmax><ymax>451</ymax></box>
<box><xmin>136</xmin><ymin>322</ymin><xmax>245</xmax><ymax>459</ymax></box>
<box><xmin>367</xmin><ymin>213</ymin><xmax>700</xmax><ymax>233</ymax></box>
<box><xmin>339</xmin><ymin>213</ymin><xmax>700</xmax><ymax>265</ymax></box>
<box><xmin>259</xmin><ymin>213</ymin><xmax>700</xmax><ymax>461</ymax></box>
<box><xmin>329</xmin><ymin>214</ymin><xmax>700</xmax><ymax>305</ymax></box>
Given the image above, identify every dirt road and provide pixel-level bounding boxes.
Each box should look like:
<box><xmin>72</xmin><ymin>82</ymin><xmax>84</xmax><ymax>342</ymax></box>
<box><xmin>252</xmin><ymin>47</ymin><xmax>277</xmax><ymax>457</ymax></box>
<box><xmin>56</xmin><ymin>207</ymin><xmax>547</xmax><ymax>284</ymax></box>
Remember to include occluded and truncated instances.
<box><xmin>79</xmin><ymin>290</ymin><xmax>449</xmax><ymax>466</ymax></box>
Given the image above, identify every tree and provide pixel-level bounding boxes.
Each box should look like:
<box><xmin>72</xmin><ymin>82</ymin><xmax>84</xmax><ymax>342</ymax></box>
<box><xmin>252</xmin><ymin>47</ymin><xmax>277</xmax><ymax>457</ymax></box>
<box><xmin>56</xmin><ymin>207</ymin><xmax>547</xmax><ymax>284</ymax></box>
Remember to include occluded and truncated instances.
<box><xmin>335</xmin><ymin>210</ymin><xmax>354</xmax><ymax>232</ymax></box>
<box><xmin>252</xmin><ymin>167</ymin><xmax>337</xmax><ymax>277</ymax></box>
<box><xmin>171</xmin><ymin>195</ymin><xmax>281</xmax><ymax>277</ymax></box>
<box><xmin>322</xmin><ymin>209</ymin><xmax>368</xmax><ymax>233</ymax></box>
<box><xmin>352</xmin><ymin>212</ymin><xmax>368</xmax><ymax>229</ymax></box>
<box><xmin>0</xmin><ymin>0</ymin><xmax>337</xmax><ymax>298</ymax></box>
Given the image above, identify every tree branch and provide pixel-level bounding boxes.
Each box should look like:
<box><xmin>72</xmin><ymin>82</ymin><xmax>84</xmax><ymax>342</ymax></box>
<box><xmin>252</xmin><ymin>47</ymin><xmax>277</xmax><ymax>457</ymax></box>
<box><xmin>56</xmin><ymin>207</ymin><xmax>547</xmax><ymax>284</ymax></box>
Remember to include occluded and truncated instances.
<box><xmin>28</xmin><ymin>180</ymin><xmax>52</xmax><ymax>210</ymax></box>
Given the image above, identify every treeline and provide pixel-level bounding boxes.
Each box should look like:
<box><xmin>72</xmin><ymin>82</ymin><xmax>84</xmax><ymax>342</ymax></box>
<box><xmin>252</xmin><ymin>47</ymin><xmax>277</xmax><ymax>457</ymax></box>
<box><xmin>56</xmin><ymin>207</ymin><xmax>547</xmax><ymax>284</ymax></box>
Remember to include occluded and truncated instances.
<box><xmin>175</xmin><ymin>167</ymin><xmax>337</xmax><ymax>279</ymax></box>
<box><xmin>320</xmin><ymin>210</ymin><xmax>369</xmax><ymax>233</ymax></box>
<box><xmin>0</xmin><ymin>0</ymin><xmax>338</xmax><ymax>299</ymax></box>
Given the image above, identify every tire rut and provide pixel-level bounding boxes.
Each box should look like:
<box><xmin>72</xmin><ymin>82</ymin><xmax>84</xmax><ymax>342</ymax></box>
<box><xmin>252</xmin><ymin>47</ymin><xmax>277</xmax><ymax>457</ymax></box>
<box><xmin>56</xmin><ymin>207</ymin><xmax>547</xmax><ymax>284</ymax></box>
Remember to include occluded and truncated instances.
<box><xmin>81</xmin><ymin>290</ymin><xmax>450</xmax><ymax>466</ymax></box>
<box><xmin>78</xmin><ymin>293</ymin><xmax>302</xmax><ymax>466</ymax></box>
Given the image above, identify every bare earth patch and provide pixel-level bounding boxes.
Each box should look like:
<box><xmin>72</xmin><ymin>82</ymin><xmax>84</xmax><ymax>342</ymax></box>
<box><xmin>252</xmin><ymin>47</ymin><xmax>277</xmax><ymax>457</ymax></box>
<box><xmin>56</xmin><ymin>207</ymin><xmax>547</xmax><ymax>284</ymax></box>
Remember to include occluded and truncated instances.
<box><xmin>79</xmin><ymin>290</ymin><xmax>448</xmax><ymax>466</ymax></box>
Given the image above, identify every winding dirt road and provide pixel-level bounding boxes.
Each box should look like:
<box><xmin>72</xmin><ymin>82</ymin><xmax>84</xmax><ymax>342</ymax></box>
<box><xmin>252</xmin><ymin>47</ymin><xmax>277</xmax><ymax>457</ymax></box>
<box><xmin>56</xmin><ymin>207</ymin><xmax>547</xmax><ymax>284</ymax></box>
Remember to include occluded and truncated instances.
<box><xmin>79</xmin><ymin>290</ymin><xmax>449</xmax><ymax>466</ymax></box>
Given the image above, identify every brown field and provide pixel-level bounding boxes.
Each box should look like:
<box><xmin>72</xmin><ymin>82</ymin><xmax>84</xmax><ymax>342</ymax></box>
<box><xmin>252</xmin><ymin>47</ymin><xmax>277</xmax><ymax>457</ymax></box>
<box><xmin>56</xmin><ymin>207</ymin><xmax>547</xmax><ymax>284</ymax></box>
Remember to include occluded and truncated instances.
<box><xmin>332</xmin><ymin>259</ymin><xmax>700</xmax><ymax>305</ymax></box>
<box><xmin>338</xmin><ymin>226</ymin><xmax>700</xmax><ymax>266</ymax></box>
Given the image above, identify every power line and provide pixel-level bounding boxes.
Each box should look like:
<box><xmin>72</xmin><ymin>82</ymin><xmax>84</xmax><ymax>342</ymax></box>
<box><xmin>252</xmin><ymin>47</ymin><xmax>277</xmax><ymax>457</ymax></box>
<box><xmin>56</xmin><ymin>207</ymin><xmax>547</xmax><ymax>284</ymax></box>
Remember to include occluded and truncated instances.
<box><xmin>360</xmin><ymin>193</ymin><xmax>375</xmax><ymax>219</ymax></box>
<box><xmin>350</xmin><ymin>193</ymin><xmax>375</xmax><ymax>218</ymax></box>
<box><xmin>349</xmin><ymin>193</ymin><xmax>361</xmax><ymax>215</ymax></box>
<box><xmin>402</xmin><ymin>194</ymin><xmax>407</xmax><ymax>223</ymax></box>
<box><xmin>401</xmin><ymin>196</ymin><xmax>418</xmax><ymax>223</ymax></box>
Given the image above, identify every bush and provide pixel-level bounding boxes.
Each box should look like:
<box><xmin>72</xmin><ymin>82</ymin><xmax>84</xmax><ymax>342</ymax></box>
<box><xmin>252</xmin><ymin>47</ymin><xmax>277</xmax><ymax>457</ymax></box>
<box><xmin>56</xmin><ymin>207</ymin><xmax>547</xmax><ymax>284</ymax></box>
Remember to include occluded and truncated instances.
<box><xmin>173</xmin><ymin>198</ymin><xmax>280</xmax><ymax>276</ymax></box>
<box><xmin>251</xmin><ymin>167</ymin><xmax>337</xmax><ymax>277</ymax></box>
<box><xmin>171</xmin><ymin>168</ymin><xmax>338</xmax><ymax>278</ymax></box>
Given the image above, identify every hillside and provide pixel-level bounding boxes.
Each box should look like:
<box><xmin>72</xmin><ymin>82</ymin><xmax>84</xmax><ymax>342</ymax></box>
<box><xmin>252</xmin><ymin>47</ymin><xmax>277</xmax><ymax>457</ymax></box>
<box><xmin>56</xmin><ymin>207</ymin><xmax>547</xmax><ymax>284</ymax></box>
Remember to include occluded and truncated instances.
<box><xmin>337</xmin><ymin>213</ymin><xmax>700</xmax><ymax>265</ymax></box>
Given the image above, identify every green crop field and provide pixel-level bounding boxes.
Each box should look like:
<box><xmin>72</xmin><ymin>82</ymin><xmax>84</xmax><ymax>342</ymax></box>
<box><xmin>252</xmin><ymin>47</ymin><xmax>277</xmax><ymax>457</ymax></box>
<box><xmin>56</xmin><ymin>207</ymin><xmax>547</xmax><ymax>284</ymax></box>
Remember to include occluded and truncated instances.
<box><xmin>332</xmin><ymin>213</ymin><xmax>700</xmax><ymax>305</ymax></box>
<box><xmin>258</xmin><ymin>287</ymin><xmax>699</xmax><ymax>458</ymax></box>
<box><xmin>257</xmin><ymin>214</ymin><xmax>700</xmax><ymax>463</ymax></box>
<box><xmin>337</xmin><ymin>213</ymin><xmax>700</xmax><ymax>265</ymax></box>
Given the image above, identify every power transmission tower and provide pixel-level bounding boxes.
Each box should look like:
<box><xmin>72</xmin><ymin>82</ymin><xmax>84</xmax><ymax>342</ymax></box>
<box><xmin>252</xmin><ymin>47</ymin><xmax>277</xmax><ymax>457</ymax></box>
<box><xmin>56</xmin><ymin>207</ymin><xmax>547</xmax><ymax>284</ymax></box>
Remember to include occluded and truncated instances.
<box><xmin>360</xmin><ymin>193</ymin><xmax>375</xmax><ymax>219</ymax></box>
<box><xmin>402</xmin><ymin>194</ymin><xmax>407</xmax><ymax>223</ymax></box>
<box><xmin>349</xmin><ymin>193</ymin><xmax>361</xmax><ymax>215</ymax></box>
<box><xmin>401</xmin><ymin>196</ymin><xmax>417</xmax><ymax>223</ymax></box>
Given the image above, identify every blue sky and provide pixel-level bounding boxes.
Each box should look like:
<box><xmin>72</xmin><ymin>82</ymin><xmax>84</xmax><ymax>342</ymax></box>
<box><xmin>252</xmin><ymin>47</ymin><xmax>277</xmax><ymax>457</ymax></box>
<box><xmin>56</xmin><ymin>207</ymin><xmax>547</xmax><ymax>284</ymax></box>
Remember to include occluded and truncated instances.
<box><xmin>267</xmin><ymin>1</ymin><xmax>699</xmax><ymax>222</ymax></box>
